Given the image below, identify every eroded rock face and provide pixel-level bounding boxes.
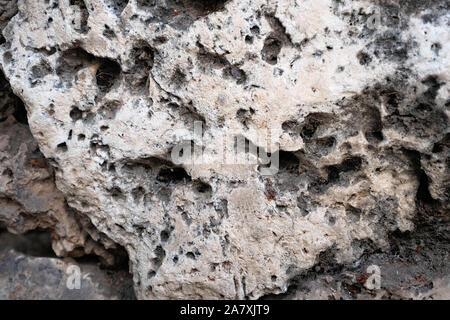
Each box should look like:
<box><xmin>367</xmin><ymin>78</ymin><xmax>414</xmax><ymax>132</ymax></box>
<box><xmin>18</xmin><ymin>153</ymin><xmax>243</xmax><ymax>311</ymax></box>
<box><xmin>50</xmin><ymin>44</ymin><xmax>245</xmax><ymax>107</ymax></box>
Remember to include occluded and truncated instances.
<box><xmin>0</xmin><ymin>246</ymin><xmax>135</xmax><ymax>300</ymax></box>
<box><xmin>0</xmin><ymin>250</ymin><xmax>130</xmax><ymax>299</ymax></box>
<box><xmin>0</xmin><ymin>230</ymin><xmax>135</xmax><ymax>300</ymax></box>
<box><xmin>0</xmin><ymin>0</ymin><xmax>448</xmax><ymax>299</ymax></box>
<box><xmin>0</xmin><ymin>72</ymin><xmax>125</xmax><ymax>265</ymax></box>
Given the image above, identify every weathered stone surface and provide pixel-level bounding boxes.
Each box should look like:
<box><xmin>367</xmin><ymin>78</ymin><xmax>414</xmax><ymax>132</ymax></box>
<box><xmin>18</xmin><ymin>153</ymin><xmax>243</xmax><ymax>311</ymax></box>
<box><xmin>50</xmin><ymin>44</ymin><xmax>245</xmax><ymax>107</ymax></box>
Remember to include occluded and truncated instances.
<box><xmin>0</xmin><ymin>231</ymin><xmax>135</xmax><ymax>300</ymax></box>
<box><xmin>0</xmin><ymin>75</ymin><xmax>125</xmax><ymax>265</ymax></box>
<box><xmin>264</xmin><ymin>202</ymin><xmax>450</xmax><ymax>300</ymax></box>
<box><xmin>0</xmin><ymin>0</ymin><xmax>448</xmax><ymax>299</ymax></box>
<box><xmin>0</xmin><ymin>0</ymin><xmax>17</xmax><ymax>31</ymax></box>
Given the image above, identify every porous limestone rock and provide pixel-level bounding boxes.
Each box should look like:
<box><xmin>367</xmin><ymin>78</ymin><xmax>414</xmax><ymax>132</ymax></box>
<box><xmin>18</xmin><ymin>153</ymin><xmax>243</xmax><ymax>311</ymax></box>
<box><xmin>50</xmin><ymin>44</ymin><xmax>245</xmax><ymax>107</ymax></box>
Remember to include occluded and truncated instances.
<box><xmin>0</xmin><ymin>113</ymin><xmax>125</xmax><ymax>265</ymax></box>
<box><xmin>0</xmin><ymin>0</ymin><xmax>448</xmax><ymax>299</ymax></box>
<box><xmin>0</xmin><ymin>72</ymin><xmax>125</xmax><ymax>265</ymax></box>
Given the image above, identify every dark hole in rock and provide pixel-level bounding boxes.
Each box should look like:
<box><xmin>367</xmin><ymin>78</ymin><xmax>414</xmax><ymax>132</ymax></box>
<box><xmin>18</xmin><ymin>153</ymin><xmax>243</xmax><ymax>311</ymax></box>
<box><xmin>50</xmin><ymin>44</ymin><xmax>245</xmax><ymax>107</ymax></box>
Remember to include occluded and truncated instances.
<box><xmin>0</xmin><ymin>230</ymin><xmax>56</xmax><ymax>258</ymax></box>
<box><xmin>300</xmin><ymin>113</ymin><xmax>333</xmax><ymax>140</ymax></box>
<box><xmin>361</xmin><ymin>105</ymin><xmax>384</xmax><ymax>144</ymax></box>
<box><xmin>186</xmin><ymin>251</ymin><xmax>196</xmax><ymax>259</ymax></box>
<box><xmin>152</xmin><ymin>245</ymin><xmax>166</xmax><ymax>269</ymax></box>
<box><xmin>160</xmin><ymin>229</ymin><xmax>171</xmax><ymax>242</ymax></box>
<box><xmin>357</xmin><ymin>50</ymin><xmax>372</xmax><ymax>65</ymax></box>
<box><xmin>250</xmin><ymin>25</ymin><xmax>260</xmax><ymax>35</ymax></box>
<box><xmin>1</xmin><ymin>70</ymin><xmax>28</xmax><ymax>124</ymax></box>
<box><xmin>278</xmin><ymin>151</ymin><xmax>300</xmax><ymax>173</ymax></box>
<box><xmin>340</xmin><ymin>157</ymin><xmax>363</xmax><ymax>172</ymax></box>
<box><xmin>124</xmin><ymin>42</ymin><xmax>155</xmax><ymax>90</ymax></box>
<box><xmin>2</xmin><ymin>168</ymin><xmax>13</xmax><ymax>177</ymax></box>
<box><xmin>365</xmin><ymin>130</ymin><xmax>383</xmax><ymax>143</ymax></box>
<box><xmin>193</xmin><ymin>180</ymin><xmax>212</xmax><ymax>194</ymax></box>
<box><xmin>316</xmin><ymin>136</ymin><xmax>336</xmax><ymax>149</ymax></box>
<box><xmin>416</xmin><ymin>168</ymin><xmax>434</xmax><ymax>204</ymax></box>
<box><xmin>96</xmin><ymin>58</ymin><xmax>121</xmax><ymax>92</ymax></box>
<box><xmin>326</xmin><ymin>156</ymin><xmax>363</xmax><ymax>183</ymax></box>
<box><xmin>245</xmin><ymin>35</ymin><xmax>253</xmax><ymax>44</ymax></box>
<box><xmin>130</xmin><ymin>43</ymin><xmax>155</xmax><ymax>71</ymax></box>
<box><xmin>157</xmin><ymin>167</ymin><xmax>191</xmax><ymax>183</ymax></box>
<box><xmin>109</xmin><ymin>187</ymin><xmax>126</xmax><ymax>200</ymax></box>
<box><xmin>12</xmin><ymin>96</ymin><xmax>28</xmax><ymax>125</ymax></box>
<box><xmin>261</xmin><ymin>35</ymin><xmax>282</xmax><ymax>65</ymax></box>
<box><xmin>103</xmin><ymin>25</ymin><xmax>116</xmax><ymax>39</ymax></box>
<box><xmin>56</xmin><ymin>142</ymin><xmax>68</xmax><ymax>152</ymax></box>
<box><xmin>154</xmin><ymin>36</ymin><xmax>168</xmax><ymax>45</ymax></box>
<box><xmin>69</xmin><ymin>106</ymin><xmax>83</xmax><ymax>121</ymax></box>
<box><xmin>69</xmin><ymin>0</ymin><xmax>89</xmax><ymax>33</ymax></box>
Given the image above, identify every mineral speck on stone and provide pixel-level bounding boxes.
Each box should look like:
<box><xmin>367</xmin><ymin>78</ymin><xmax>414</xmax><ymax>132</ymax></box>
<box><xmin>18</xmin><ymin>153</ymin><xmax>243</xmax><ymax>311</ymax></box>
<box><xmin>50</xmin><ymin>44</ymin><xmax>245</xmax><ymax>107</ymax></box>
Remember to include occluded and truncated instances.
<box><xmin>0</xmin><ymin>0</ymin><xmax>449</xmax><ymax>300</ymax></box>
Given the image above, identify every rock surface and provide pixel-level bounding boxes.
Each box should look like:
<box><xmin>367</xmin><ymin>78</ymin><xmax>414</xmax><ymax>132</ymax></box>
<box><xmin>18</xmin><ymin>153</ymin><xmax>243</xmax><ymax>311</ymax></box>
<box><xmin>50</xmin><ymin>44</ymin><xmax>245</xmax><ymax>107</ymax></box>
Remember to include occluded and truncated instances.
<box><xmin>0</xmin><ymin>231</ymin><xmax>135</xmax><ymax>300</ymax></box>
<box><xmin>0</xmin><ymin>74</ymin><xmax>127</xmax><ymax>265</ymax></box>
<box><xmin>0</xmin><ymin>0</ymin><xmax>448</xmax><ymax>299</ymax></box>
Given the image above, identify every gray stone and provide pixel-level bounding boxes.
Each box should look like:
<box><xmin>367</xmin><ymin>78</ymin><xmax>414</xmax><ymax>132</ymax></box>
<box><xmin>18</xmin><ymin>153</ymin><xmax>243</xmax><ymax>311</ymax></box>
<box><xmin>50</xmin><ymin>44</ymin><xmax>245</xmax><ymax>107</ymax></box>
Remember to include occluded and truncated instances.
<box><xmin>0</xmin><ymin>247</ymin><xmax>135</xmax><ymax>300</ymax></box>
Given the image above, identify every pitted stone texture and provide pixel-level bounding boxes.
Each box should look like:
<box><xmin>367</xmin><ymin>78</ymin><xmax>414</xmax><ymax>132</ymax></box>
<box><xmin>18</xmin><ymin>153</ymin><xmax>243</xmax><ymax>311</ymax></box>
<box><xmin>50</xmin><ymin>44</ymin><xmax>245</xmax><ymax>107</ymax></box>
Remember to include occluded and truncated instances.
<box><xmin>0</xmin><ymin>107</ymin><xmax>124</xmax><ymax>265</ymax></box>
<box><xmin>0</xmin><ymin>0</ymin><xmax>448</xmax><ymax>299</ymax></box>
